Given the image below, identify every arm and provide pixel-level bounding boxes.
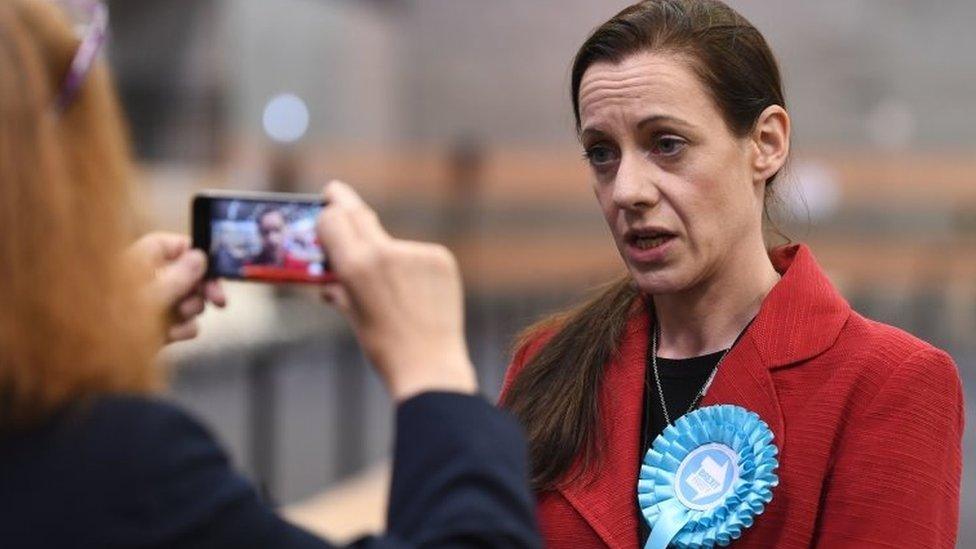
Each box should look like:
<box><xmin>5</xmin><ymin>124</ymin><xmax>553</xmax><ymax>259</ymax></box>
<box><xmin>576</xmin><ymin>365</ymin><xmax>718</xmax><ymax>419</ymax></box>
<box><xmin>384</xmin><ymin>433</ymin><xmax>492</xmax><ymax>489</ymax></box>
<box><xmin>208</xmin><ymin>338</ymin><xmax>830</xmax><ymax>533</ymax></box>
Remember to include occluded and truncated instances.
<box><xmin>106</xmin><ymin>395</ymin><xmax>536</xmax><ymax>549</ymax></box>
<box><xmin>311</xmin><ymin>181</ymin><xmax>539</xmax><ymax>547</ymax></box>
<box><xmin>384</xmin><ymin>393</ymin><xmax>539</xmax><ymax>548</ymax></box>
<box><xmin>92</xmin><ymin>397</ymin><xmax>331</xmax><ymax>549</ymax></box>
<box><xmin>812</xmin><ymin>347</ymin><xmax>964</xmax><ymax>548</ymax></box>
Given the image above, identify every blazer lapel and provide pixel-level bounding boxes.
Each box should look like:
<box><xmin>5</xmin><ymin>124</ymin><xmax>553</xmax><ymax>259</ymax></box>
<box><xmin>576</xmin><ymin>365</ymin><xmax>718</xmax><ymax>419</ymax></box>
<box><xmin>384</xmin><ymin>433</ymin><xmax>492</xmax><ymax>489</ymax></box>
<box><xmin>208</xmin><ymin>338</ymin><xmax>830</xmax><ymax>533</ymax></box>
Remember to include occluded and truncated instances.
<box><xmin>699</xmin><ymin>332</ymin><xmax>786</xmax><ymax>452</ymax></box>
<box><xmin>557</xmin><ymin>306</ymin><xmax>648</xmax><ymax>549</ymax></box>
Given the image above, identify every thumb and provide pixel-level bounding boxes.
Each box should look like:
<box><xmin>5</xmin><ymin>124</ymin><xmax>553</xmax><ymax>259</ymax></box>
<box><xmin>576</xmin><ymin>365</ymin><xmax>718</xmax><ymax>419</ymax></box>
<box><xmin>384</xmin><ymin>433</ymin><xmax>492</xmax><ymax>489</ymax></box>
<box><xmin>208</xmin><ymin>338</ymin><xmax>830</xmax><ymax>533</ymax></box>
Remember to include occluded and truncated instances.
<box><xmin>154</xmin><ymin>249</ymin><xmax>207</xmax><ymax>306</ymax></box>
<box><xmin>153</xmin><ymin>234</ymin><xmax>191</xmax><ymax>263</ymax></box>
<box><xmin>130</xmin><ymin>233</ymin><xmax>189</xmax><ymax>269</ymax></box>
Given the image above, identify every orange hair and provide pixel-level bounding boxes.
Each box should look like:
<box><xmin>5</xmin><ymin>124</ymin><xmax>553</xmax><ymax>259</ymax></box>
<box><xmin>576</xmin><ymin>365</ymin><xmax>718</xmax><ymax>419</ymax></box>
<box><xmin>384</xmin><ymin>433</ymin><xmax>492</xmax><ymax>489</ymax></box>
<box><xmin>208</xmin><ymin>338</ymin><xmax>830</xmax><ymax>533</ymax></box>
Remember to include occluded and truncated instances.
<box><xmin>0</xmin><ymin>0</ymin><xmax>159</xmax><ymax>429</ymax></box>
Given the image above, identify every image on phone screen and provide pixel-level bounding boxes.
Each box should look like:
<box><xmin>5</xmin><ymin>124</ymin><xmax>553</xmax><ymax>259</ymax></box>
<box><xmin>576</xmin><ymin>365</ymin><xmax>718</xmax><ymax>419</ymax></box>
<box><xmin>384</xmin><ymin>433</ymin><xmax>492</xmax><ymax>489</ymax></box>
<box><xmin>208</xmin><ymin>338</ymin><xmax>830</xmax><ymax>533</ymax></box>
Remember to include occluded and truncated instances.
<box><xmin>205</xmin><ymin>197</ymin><xmax>330</xmax><ymax>284</ymax></box>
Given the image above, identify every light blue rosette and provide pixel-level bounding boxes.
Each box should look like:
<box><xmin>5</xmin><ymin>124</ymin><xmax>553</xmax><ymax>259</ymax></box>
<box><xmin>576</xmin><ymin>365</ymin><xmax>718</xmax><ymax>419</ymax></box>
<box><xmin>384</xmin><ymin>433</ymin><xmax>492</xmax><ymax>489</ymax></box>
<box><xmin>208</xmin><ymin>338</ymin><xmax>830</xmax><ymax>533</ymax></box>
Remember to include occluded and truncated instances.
<box><xmin>637</xmin><ymin>404</ymin><xmax>779</xmax><ymax>549</ymax></box>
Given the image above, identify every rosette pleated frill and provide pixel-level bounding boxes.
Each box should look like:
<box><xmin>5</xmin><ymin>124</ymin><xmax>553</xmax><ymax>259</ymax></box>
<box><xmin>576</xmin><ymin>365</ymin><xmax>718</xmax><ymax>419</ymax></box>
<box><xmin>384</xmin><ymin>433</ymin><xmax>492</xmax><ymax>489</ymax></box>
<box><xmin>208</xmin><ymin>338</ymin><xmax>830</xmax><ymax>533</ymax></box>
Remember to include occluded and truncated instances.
<box><xmin>637</xmin><ymin>405</ymin><xmax>779</xmax><ymax>549</ymax></box>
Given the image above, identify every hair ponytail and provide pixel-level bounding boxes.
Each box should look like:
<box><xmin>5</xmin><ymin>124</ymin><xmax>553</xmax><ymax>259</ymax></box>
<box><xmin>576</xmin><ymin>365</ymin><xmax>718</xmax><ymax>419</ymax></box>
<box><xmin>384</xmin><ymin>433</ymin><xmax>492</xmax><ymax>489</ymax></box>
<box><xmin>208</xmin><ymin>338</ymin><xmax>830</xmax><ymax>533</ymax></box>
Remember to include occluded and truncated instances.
<box><xmin>501</xmin><ymin>276</ymin><xmax>639</xmax><ymax>490</ymax></box>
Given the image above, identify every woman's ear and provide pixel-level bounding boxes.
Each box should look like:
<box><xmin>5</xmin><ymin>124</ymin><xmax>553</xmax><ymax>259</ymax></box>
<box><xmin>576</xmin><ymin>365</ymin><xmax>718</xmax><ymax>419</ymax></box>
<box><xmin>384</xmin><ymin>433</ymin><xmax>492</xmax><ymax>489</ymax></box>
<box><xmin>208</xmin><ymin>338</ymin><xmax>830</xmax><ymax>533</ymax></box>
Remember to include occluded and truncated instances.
<box><xmin>751</xmin><ymin>105</ymin><xmax>791</xmax><ymax>184</ymax></box>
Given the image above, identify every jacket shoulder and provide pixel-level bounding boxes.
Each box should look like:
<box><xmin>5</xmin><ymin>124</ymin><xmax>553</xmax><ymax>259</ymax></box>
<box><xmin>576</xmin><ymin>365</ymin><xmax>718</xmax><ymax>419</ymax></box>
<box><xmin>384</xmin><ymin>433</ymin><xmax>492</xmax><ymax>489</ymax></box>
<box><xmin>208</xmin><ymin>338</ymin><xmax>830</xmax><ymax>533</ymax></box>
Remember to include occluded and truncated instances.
<box><xmin>841</xmin><ymin>312</ymin><xmax>952</xmax><ymax>362</ymax></box>
<box><xmin>0</xmin><ymin>396</ymin><xmax>258</xmax><ymax>548</ymax></box>
<box><xmin>77</xmin><ymin>397</ymin><xmax>255</xmax><ymax>544</ymax></box>
<box><xmin>71</xmin><ymin>396</ymin><xmax>228</xmax><ymax>474</ymax></box>
<box><xmin>834</xmin><ymin>312</ymin><xmax>960</xmax><ymax>395</ymax></box>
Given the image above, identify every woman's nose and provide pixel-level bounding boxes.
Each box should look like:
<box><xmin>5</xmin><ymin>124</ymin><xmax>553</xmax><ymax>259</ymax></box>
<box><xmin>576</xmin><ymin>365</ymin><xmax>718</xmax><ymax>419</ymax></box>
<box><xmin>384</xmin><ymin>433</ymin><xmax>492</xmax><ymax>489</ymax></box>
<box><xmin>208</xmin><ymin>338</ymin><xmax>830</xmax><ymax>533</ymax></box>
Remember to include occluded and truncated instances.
<box><xmin>612</xmin><ymin>153</ymin><xmax>659</xmax><ymax>211</ymax></box>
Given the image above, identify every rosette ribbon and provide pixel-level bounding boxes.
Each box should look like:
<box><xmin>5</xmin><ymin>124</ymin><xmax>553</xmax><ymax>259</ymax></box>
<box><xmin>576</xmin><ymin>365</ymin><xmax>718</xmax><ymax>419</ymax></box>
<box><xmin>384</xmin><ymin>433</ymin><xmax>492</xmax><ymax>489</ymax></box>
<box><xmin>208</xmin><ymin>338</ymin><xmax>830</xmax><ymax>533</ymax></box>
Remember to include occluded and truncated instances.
<box><xmin>637</xmin><ymin>404</ymin><xmax>779</xmax><ymax>549</ymax></box>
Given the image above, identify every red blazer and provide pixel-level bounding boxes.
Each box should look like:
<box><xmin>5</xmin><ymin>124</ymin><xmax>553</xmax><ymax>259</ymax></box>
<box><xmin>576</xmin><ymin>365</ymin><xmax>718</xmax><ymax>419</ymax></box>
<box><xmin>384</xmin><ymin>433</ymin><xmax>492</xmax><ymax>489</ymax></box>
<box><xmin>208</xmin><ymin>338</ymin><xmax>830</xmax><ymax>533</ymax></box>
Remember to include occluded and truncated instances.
<box><xmin>500</xmin><ymin>244</ymin><xmax>963</xmax><ymax>548</ymax></box>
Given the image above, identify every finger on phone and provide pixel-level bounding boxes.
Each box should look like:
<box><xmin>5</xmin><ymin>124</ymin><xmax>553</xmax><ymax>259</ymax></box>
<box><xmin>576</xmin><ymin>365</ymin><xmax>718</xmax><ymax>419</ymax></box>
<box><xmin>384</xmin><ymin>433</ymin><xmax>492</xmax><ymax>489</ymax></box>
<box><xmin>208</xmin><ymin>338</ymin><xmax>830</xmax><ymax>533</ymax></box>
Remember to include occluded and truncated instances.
<box><xmin>204</xmin><ymin>280</ymin><xmax>227</xmax><ymax>308</ymax></box>
<box><xmin>177</xmin><ymin>295</ymin><xmax>206</xmax><ymax>319</ymax></box>
<box><xmin>159</xmin><ymin>234</ymin><xmax>191</xmax><ymax>262</ymax></box>
<box><xmin>156</xmin><ymin>250</ymin><xmax>207</xmax><ymax>306</ymax></box>
<box><xmin>145</xmin><ymin>233</ymin><xmax>190</xmax><ymax>266</ymax></box>
<box><xmin>350</xmin><ymin>204</ymin><xmax>388</xmax><ymax>244</ymax></box>
<box><xmin>317</xmin><ymin>203</ymin><xmax>361</xmax><ymax>275</ymax></box>
<box><xmin>321</xmin><ymin>181</ymin><xmax>387</xmax><ymax>246</ymax></box>
<box><xmin>167</xmin><ymin>320</ymin><xmax>200</xmax><ymax>343</ymax></box>
<box><xmin>321</xmin><ymin>180</ymin><xmax>367</xmax><ymax>209</ymax></box>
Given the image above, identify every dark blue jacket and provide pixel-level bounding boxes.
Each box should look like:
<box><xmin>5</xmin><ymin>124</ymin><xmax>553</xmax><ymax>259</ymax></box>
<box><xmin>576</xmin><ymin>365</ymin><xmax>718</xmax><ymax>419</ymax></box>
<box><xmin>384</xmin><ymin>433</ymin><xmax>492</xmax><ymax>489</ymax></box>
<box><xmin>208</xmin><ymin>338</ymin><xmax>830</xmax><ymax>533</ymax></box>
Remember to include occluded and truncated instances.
<box><xmin>0</xmin><ymin>392</ymin><xmax>540</xmax><ymax>548</ymax></box>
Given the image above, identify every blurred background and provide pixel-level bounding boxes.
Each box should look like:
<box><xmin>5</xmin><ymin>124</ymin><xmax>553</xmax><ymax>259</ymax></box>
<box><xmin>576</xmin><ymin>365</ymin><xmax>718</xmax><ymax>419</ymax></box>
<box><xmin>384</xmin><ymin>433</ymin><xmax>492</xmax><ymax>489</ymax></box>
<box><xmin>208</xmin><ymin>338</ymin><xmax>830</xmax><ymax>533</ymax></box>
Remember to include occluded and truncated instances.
<box><xmin>106</xmin><ymin>0</ymin><xmax>975</xmax><ymax>544</ymax></box>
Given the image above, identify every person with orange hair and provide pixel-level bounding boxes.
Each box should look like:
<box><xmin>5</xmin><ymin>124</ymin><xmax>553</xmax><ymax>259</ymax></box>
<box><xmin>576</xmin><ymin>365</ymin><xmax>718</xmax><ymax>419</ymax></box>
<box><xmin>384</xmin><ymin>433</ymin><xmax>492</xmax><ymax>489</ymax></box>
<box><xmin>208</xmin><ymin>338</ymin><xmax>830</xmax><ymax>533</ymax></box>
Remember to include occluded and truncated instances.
<box><xmin>0</xmin><ymin>2</ymin><xmax>539</xmax><ymax>548</ymax></box>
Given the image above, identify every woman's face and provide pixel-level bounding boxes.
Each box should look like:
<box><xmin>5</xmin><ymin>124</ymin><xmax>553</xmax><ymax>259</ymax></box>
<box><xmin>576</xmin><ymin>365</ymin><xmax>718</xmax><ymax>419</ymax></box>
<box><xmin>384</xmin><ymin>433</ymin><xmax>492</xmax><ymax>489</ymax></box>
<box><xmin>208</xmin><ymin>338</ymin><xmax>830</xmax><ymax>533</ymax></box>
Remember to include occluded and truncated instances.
<box><xmin>578</xmin><ymin>52</ymin><xmax>768</xmax><ymax>296</ymax></box>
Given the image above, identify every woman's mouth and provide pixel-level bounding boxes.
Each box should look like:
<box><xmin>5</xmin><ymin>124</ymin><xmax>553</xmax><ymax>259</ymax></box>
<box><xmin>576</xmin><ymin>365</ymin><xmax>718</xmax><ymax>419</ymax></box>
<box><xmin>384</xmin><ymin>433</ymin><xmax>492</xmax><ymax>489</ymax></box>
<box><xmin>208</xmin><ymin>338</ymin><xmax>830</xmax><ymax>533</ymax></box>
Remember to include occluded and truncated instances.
<box><xmin>632</xmin><ymin>235</ymin><xmax>671</xmax><ymax>250</ymax></box>
<box><xmin>624</xmin><ymin>230</ymin><xmax>676</xmax><ymax>264</ymax></box>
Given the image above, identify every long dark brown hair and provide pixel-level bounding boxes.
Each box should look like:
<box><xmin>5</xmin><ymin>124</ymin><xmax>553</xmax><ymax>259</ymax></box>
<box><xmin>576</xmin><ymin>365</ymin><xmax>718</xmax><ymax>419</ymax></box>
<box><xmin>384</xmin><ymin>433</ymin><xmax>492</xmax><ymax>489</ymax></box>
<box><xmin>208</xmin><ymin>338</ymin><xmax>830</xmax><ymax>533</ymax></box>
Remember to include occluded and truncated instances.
<box><xmin>501</xmin><ymin>0</ymin><xmax>788</xmax><ymax>492</ymax></box>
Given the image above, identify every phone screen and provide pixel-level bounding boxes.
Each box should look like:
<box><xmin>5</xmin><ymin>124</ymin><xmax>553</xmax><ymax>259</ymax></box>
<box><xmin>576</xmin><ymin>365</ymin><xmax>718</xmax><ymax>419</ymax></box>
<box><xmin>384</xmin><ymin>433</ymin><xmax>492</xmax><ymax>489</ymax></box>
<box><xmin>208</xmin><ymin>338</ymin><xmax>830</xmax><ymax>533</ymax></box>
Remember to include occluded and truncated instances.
<box><xmin>202</xmin><ymin>196</ymin><xmax>331</xmax><ymax>284</ymax></box>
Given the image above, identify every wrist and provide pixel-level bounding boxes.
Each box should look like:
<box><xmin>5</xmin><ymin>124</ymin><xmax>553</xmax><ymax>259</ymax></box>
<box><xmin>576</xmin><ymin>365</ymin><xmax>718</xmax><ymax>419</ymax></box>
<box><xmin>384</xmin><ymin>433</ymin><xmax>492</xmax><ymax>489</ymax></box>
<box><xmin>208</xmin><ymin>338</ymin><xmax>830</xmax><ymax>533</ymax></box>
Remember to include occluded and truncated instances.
<box><xmin>384</xmin><ymin>348</ymin><xmax>478</xmax><ymax>403</ymax></box>
<box><xmin>390</xmin><ymin>370</ymin><xmax>478</xmax><ymax>403</ymax></box>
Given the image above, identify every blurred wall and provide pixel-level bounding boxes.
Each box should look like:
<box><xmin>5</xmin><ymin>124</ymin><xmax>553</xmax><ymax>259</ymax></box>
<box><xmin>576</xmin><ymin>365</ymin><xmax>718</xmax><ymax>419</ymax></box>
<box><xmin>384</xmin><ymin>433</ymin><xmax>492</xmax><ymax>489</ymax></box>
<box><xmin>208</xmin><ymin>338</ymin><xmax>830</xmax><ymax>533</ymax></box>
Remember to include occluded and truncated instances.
<box><xmin>397</xmin><ymin>0</ymin><xmax>976</xmax><ymax>148</ymax></box>
<box><xmin>226</xmin><ymin>0</ymin><xmax>402</xmax><ymax>145</ymax></box>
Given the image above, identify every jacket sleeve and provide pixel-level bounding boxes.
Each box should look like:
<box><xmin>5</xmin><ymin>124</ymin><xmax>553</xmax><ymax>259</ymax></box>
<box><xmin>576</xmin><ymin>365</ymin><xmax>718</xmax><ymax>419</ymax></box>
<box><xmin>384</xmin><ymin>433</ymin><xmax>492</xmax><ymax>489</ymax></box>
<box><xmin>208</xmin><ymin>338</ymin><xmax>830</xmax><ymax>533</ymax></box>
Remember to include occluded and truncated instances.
<box><xmin>382</xmin><ymin>393</ymin><xmax>540</xmax><ymax>549</ymax></box>
<box><xmin>812</xmin><ymin>347</ymin><xmax>964</xmax><ymax>548</ymax></box>
<box><xmin>93</xmin><ymin>398</ymin><xmax>334</xmax><ymax>549</ymax></box>
<box><xmin>109</xmin><ymin>393</ymin><xmax>538</xmax><ymax>549</ymax></box>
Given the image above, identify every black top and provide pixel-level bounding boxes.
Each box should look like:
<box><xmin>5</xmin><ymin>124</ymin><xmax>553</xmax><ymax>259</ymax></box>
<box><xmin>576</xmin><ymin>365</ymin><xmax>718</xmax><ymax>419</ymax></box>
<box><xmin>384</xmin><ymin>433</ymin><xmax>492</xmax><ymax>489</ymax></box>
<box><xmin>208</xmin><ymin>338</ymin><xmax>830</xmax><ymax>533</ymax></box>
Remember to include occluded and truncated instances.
<box><xmin>0</xmin><ymin>393</ymin><xmax>540</xmax><ymax>549</ymax></box>
<box><xmin>637</xmin><ymin>350</ymin><xmax>724</xmax><ymax>546</ymax></box>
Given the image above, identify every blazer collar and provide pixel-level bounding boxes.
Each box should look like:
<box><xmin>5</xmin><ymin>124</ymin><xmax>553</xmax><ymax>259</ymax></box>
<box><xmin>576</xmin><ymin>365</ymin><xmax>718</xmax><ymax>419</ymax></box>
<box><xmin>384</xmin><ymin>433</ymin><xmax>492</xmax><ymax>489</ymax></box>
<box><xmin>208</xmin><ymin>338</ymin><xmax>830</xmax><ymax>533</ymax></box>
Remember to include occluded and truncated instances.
<box><xmin>751</xmin><ymin>243</ymin><xmax>852</xmax><ymax>369</ymax></box>
<box><xmin>555</xmin><ymin>243</ymin><xmax>849</xmax><ymax>548</ymax></box>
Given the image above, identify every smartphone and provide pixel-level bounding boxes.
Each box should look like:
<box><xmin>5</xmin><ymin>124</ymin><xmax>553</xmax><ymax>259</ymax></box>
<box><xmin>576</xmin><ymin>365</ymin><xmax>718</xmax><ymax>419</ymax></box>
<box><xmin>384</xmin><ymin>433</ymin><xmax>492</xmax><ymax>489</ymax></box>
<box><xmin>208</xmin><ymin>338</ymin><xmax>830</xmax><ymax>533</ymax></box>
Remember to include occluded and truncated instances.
<box><xmin>192</xmin><ymin>190</ymin><xmax>333</xmax><ymax>284</ymax></box>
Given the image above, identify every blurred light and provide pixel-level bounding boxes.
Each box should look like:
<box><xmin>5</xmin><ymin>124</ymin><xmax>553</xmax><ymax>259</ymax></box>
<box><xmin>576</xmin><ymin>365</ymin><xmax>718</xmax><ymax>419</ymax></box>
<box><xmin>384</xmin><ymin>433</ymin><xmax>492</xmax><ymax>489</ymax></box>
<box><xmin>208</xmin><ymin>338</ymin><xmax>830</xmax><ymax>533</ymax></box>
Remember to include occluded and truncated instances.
<box><xmin>786</xmin><ymin>161</ymin><xmax>841</xmax><ymax>221</ymax></box>
<box><xmin>263</xmin><ymin>93</ymin><xmax>310</xmax><ymax>144</ymax></box>
<box><xmin>865</xmin><ymin>97</ymin><xmax>916</xmax><ymax>150</ymax></box>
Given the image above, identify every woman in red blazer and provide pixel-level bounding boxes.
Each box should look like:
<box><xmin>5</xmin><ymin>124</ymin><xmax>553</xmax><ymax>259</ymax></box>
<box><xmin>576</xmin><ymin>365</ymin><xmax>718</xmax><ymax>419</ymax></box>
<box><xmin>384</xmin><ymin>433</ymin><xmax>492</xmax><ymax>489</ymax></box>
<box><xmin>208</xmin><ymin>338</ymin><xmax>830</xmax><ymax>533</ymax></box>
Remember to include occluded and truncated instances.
<box><xmin>499</xmin><ymin>1</ymin><xmax>963</xmax><ymax>548</ymax></box>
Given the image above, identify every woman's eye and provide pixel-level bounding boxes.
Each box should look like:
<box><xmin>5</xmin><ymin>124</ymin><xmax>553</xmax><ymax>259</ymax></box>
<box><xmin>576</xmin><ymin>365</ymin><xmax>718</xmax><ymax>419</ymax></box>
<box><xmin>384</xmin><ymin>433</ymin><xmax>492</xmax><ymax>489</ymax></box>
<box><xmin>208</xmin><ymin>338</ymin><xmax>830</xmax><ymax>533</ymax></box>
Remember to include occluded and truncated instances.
<box><xmin>652</xmin><ymin>136</ymin><xmax>687</xmax><ymax>157</ymax></box>
<box><xmin>584</xmin><ymin>146</ymin><xmax>619</xmax><ymax>167</ymax></box>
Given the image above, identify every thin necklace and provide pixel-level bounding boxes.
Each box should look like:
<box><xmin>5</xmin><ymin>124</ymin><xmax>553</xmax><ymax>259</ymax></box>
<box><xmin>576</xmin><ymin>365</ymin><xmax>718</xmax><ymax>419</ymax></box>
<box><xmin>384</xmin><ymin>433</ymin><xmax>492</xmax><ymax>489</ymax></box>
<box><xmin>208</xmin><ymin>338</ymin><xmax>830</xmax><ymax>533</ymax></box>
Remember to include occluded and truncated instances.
<box><xmin>650</xmin><ymin>323</ymin><xmax>730</xmax><ymax>426</ymax></box>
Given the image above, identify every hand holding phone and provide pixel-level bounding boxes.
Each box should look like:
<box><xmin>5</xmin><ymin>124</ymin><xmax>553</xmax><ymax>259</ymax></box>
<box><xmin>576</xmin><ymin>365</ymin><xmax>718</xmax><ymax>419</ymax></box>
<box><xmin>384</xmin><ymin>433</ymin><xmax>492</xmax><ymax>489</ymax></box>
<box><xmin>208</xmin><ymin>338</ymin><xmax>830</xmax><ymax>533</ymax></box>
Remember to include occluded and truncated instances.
<box><xmin>128</xmin><ymin>232</ymin><xmax>226</xmax><ymax>343</ymax></box>
<box><xmin>316</xmin><ymin>181</ymin><xmax>477</xmax><ymax>402</ymax></box>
